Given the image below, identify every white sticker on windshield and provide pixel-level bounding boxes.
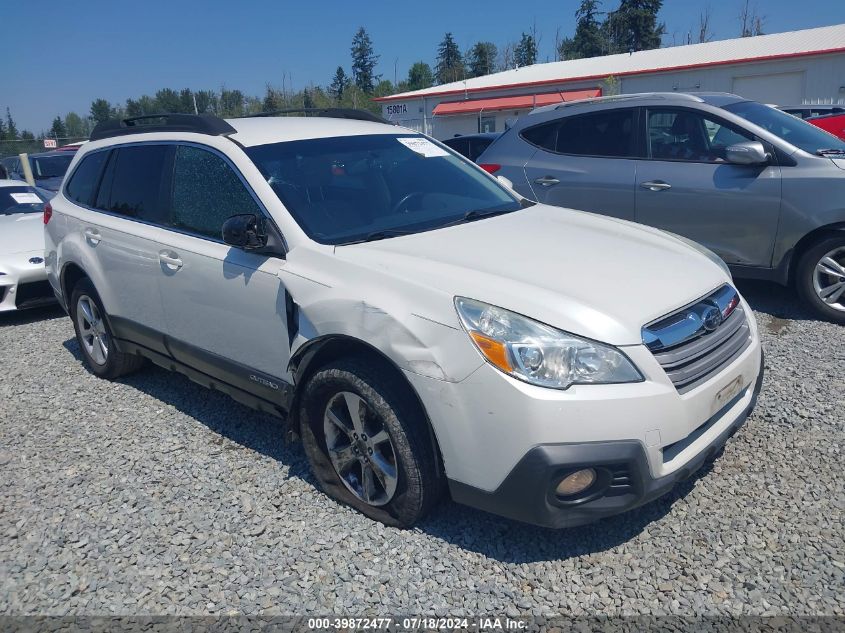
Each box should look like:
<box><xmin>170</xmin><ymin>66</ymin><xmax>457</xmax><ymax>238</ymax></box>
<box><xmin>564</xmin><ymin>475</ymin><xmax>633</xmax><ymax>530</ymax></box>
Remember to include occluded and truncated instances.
<box><xmin>9</xmin><ymin>192</ymin><xmax>42</xmax><ymax>204</ymax></box>
<box><xmin>396</xmin><ymin>137</ymin><xmax>449</xmax><ymax>157</ymax></box>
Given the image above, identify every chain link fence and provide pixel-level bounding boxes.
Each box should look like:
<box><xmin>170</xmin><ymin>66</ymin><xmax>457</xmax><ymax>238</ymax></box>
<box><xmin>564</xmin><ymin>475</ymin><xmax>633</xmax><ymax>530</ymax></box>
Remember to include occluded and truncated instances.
<box><xmin>0</xmin><ymin>137</ymin><xmax>88</xmax><ymax>160</ymax></box>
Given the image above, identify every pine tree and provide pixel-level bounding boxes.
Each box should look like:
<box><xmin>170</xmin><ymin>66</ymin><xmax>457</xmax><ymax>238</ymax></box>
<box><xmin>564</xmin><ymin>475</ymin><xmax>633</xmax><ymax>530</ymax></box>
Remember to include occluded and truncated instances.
<box><xmin>435</xmin><ymin>33</ymin><xmax>464</xmax><ymax>84</ymax></box>
<box><xmin>605</xmin><ymin>0</ymin><xmax>664</xmax><ymax>54</ymax></box>
<box><xmin>351</xmin><ymin>27</ymin><xmax>380</xmax><ymax>93</ymax></box>
<box><xmin>5</xmin><ymin>108</ymin><xmax>18</xmax><ymax>139</ymax></box>
<box><xmin>406</xmin><ymin>62</ymin><xmax>434</xmax><ymax>90</ymax></box>
<box><xmin>559</xmin><ymin>0</ymin><xmax>605</xmax><ymax>60</ymax></box>
<box><xmin>329</xmin><ymin>67</ymin><xmax>350</xmax><ymax>102</ymax></box>
<box><xmin>90</xmin><ymin>99</ymin><xmax>113</xmax><ymax>125</ymax></box>
<box><xmin>50</xmin><ymin>116</ymin><xmax>67</xmax><ymax>139</ymax></box>
<box><xmin>467</xmin><ymin>42</ymin><xmax>498</xmax><ymax>77</ymax></box>
<box><xmin>514</xmin><ymin>33</ymin><xmax>538</xmax><ymax>67</ymax></box>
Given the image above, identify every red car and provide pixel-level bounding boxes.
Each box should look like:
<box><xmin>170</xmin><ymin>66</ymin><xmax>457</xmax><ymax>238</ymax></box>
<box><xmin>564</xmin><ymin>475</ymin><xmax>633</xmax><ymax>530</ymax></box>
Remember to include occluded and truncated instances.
<box><xmin>807</xmin><ymin>112</ymin><xmax>845</xmax><ymax>141</ymax></box>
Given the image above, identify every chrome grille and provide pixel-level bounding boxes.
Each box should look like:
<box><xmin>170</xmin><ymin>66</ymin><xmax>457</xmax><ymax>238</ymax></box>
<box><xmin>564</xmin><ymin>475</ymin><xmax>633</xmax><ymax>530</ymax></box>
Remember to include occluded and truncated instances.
<box><xmin>643</xmin><ymin>285</ymin><xmax>752</xmax><ymax>394</ymax></box>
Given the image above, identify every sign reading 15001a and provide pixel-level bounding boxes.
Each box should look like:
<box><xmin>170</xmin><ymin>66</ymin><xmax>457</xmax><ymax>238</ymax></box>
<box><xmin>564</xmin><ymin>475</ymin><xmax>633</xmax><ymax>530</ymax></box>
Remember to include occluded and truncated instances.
<box><xmin>385</xmin><ymin>104</ymin><xmax>408</xmax><ymax>116</ymax></box>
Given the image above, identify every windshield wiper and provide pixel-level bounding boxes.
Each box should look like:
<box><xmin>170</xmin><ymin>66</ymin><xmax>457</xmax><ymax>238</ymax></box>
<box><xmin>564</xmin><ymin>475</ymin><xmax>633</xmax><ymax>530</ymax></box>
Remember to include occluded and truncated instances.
<box><xmin>347</xmin><ymin>205</ymin><xmax>524</xmax><ymax>244</ymax></box>
<box><xmin>816</xmin><ymin>148</ymin><xmax>845</xmax><ymax>156</ymax></box>
<box><xmin>437</xmin><ymin>207</ymin><xmax>518</xmax><ymax>229</ymax></box>
<box><xmin>357</xmin><ymin>228</ymin><xmax>419</xmax><ymax>243</ymax></box>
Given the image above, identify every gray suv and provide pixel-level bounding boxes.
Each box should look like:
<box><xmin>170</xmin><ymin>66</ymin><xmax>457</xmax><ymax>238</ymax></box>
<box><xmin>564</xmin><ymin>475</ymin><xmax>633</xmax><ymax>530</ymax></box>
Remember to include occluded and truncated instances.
<box><xmin>479</xmin><ymin>93</ymin><xmax>845</xmax><ymax>323</ymax></box>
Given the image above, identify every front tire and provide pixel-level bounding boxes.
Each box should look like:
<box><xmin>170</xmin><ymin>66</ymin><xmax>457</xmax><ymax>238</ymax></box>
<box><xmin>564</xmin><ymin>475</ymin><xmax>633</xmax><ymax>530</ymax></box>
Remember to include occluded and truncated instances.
<box><xmin>796</xmin><ymin>235</ymin><xmax>845</xmax><ymax>324</ymax></box>
<box><xmin>299</xmin><ymin>359</ymin><xmax>442</xmax><ymax>527</ymax></box>
<box><xmin>70</xmin><ymin>278</ymin><xmax>145</xmax><ymax>379</ymax></box>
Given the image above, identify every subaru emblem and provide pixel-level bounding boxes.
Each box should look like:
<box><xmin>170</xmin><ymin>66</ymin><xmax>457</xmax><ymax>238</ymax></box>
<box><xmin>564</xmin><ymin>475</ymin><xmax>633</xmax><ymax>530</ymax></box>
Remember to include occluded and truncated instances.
<box><xmin>29</xmin><ymin>257</ymin><xmax>44</xmax><ymax>265</ymax></box>
<box><xmin>702</xmin><ymin>306</ymin><xmax>722</xmax><ymax>332</ymax></box>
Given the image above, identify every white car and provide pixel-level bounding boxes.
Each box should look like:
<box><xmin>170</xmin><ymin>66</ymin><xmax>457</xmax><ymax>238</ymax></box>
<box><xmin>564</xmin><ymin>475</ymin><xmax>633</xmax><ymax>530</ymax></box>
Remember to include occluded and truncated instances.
<box><xmin>0</xmin><ymin>180</ymin><xmax>54</xmax><ymax>312</ymax></box>
<box><xmin>45</xmin><ymin>111</ymin><xmax>763</xmax><ymax>528</ymax></box>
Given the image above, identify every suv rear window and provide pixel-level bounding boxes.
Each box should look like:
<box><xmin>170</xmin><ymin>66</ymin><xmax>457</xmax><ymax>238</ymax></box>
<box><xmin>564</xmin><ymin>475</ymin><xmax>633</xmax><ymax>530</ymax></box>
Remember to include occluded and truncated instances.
<box><xmin>66</xmin><ymin>151</ymin><xmax>109</xmax><ymax>207</ymax></box>
<box><xmin>97</xmin><ymin>146</ymin><xmax>170</xmax><ymax>222</ymax></box>
<box><xmin>521</xmin><ymin>109</ymin><xmax>636</xmax><ymax>158</ymax></box>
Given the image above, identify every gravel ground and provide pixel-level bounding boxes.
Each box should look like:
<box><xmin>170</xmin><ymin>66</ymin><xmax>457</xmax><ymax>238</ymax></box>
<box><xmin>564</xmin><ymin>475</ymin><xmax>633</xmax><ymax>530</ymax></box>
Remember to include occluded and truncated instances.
<box><xmin>0</xmin><ymin>280</ymin><xmax>842</xmax><ymax>616</ymax></box>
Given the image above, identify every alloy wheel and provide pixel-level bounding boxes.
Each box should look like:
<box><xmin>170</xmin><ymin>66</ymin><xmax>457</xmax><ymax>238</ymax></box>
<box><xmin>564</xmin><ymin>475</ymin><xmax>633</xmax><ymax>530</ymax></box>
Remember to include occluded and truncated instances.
<box><xmin>813</xmin><ymin>246</ymin><xmax>845</xmax><ymax>312</ymax></box>
<box><xmin>76</xmin><ymin>295</ymin><xmax>109</xmax><ymax>365</ymax></box>
<box><xmin>323</xmin><ymin>391</ymin><xmax>398</xmax><ymax>506</ymax></box>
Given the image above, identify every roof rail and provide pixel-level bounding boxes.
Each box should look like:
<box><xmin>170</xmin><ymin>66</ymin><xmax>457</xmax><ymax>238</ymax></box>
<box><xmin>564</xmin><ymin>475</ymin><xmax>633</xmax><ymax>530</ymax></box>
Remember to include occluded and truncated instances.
<box><xmin>90</xmin><ymin>113</ymin><xmax>237</xmax><ymax>142</ymax></box>
<box><xmin>552</xmin><ymin>92</ymin><xmax>705</xmax><ymax>110</ymax></box>
<box><xmin>242</xmin><ymin>108</ymin><xmax>389</xmax><ymax>124</ymax></box>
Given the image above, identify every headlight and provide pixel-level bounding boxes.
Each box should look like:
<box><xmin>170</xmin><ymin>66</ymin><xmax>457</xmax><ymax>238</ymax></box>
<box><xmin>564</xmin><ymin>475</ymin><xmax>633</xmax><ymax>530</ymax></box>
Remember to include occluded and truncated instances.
<box><xmin>666</xmin><ymin>232</ymin><xmax>732</xmax><ymax>279</ymax></box>
<box><xmin>454</xmin><ymin>297</ymin><xmax>642</xmax><ymax>390</ymax></box>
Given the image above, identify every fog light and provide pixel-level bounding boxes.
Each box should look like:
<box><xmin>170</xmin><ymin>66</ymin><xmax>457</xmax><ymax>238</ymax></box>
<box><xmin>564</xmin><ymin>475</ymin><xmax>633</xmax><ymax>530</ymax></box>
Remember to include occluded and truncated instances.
<box><xmin>556</xmin><ymin>468</ymin><xmax>597</xmax><ymax>496</ymax></box>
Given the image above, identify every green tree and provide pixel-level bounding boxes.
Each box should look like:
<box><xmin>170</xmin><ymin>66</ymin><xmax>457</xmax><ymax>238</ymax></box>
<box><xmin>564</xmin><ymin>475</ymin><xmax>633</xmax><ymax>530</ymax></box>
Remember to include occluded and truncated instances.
<box><xmin>154</xmin><ymin>88</ymin><xmax>182</xmax><ymax>113</ymax></box>
<box><xmin>179</xmin><ymin>88</ymin><xmax>196</xmax><ymax>113</ymax></box>
<box><xmin>604</xmin><ymin>0</ymin><xmax>664</xmax><ymax>53</ymax></box>
<box><xmin>329</xmin><ymin>66</ymin><xmax>350</xmax><ymax>102</ymax></box>
<box><xmin>194</xmin><ymin>90</ymin><xmax>217</xmax><ymax>114</ymax></box>
<box><xmin>5</xmin><ymin>108</ymin><xmax>18</xmax><ymax>139</ymax></box>
<box><xmin>90</xmin><ymin>99</ymin><xmax>113</xmax><ymax>124</ymax></box>
<box><xmin>64</xmin><ymin>112</ymin><xmax>86</xmax><ymax>138</ymax></box>
<box><xmin>262</xmin><ymin>85</ymin><xmax>284</xmax><ymax>112</ymax></box>
<box><xmin>20</xmin><ymin>130</ymin><xmax>34</xmax><ymax>140</ymax></box>
<box><xmin>351</xmin><ymin>27</ymin><xmax>380</xmax><ymax>93</ymax></box>
<box><xmin>435</xmin><ymin>33</ymin><xmax>464</xmax><ymax>84</ymax></box>
<box><xmin>372</xmin><ymin>80</ymin><xmax>395</xmax><ymax>98</ymax></box>
<box><xmin>559</xmin><ymin>0</ymin><xmax>606</xmax><ymax>60</ymax></box>
<box><xmin>219</xmin><ymin>89</ymin><xmax>246</xmax><ymax>117</ymax></box>
<box><xmin>514</xmin><ymin>32</ymin><xmax>538</xmax><ymax>67</ymax></box>
<box><xmin>406</xmin><ymin>62</ymin><xmax>434</xmax><ymax>91</ymax></box>
<box><xmin>50</xmin><ymin>116</ymin><xmax>67</xmax><ymax>139</ymax></box>
<box><xmin>466</xmin><ymin>42</ymin><xmax>498</xmax><ymax>77</ymax></box>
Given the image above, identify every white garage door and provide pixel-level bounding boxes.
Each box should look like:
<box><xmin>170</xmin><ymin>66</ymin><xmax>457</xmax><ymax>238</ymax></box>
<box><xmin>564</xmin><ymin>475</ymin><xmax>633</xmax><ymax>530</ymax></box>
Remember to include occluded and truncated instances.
<box><xmin>732</xmin><ymin>71</ymin><xmax>805</xmax><ymax>104</ymax></box>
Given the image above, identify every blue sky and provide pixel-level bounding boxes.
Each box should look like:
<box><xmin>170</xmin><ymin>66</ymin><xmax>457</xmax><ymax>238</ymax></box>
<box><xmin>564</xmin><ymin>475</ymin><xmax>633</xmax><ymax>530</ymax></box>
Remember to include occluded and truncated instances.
<box><xmin>4</xmin><ymin>0</ymin><xmax>845</xmax><ymax>132</ymax></box>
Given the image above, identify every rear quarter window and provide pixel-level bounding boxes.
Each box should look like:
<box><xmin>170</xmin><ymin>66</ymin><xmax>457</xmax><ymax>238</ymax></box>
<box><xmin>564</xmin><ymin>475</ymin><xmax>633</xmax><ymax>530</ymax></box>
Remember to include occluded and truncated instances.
<box><xmin>65</xmin><ymin>151</ymin><xmax>109</xmax><ymax>207</ymax></box>
<box><xmin>520</xmin><ymin>109</ymin><xmax>636</xmax><ymax>158</ymax></box>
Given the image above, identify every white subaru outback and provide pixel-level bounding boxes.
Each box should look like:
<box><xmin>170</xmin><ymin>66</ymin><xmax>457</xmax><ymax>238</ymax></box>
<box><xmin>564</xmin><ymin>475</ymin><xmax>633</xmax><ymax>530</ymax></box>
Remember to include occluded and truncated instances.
<box><xmin>45</xmin><ymin>111</ymin><xmax>763</xmax><ymax>528</ymax></box>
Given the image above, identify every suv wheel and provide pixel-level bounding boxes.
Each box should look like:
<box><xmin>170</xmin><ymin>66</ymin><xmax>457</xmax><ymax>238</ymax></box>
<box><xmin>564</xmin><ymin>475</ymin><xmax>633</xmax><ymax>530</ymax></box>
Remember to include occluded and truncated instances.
<box><xmin>796</xmin><ymin>235</ymin><xmax>845</xmax><ymax>324</ymax></box>
<box><xmin>299</xmin><ymin>359</ymin><xmax>442</xmax><ymax>527</ymax></box>
<box><xmin>70</xmin><ymin>278</ymin><xmax>145</xmax><ymax>379</ymax></box>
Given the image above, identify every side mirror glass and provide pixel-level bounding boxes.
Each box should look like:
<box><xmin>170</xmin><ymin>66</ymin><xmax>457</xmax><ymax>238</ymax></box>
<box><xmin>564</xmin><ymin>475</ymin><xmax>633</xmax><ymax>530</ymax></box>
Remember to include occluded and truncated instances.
<box><xmin>725</xmin><ymin>141</ymin><xmax>768</xmax><ymax>165</ymax></box>
<box><xmin>222</xmin><ymin>213</ymin><xmax>267</xmax><ymax>250</ymax></box>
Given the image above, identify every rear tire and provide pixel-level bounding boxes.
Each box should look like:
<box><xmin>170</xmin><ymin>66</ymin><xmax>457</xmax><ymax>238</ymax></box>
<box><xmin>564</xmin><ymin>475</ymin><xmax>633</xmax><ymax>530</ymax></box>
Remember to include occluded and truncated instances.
<box><xmin>299</xmin><ymin>359</ymin><xmax>442</xmax><ymax>527</ymax></box>
<box><xmin>795</xmin><ymin>234</ymin><xmax>845</xmax><ymax>324</ymax></box>
<box><xmin>70</xmin><ymin>278</ymin><xmax>145</xmax><ymax>379</ymax></box>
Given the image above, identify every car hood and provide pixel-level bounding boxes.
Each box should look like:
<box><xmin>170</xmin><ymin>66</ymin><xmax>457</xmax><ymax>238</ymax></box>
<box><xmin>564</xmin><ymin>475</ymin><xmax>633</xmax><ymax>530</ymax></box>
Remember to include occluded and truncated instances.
<box><xmin>0</xmin><ymin>212</ymin><xmax>45</xmax><ymax>255</ymax></box>
<box><xmin>334</xmin><ymin>205</ymin><xmax>729</xmax><ymax>345</ymax></box>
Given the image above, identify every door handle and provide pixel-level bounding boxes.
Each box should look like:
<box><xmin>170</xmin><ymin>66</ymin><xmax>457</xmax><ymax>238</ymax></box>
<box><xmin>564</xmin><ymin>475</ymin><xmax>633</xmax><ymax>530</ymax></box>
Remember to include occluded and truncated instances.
<box><xmin>158</xmin><ymin>251</ymin><xmax>183</xmax><ymax>270</ymax></box>
<box><xmin>84</xmin><ymin>228</ymin><xmax>101</xmax><ymax>245</ymax></box>
<box><xmin>533</xmin><ymin>175</ymin><xmax>560</xmax><ymax>187</ymax></box>
<box><xmin>641</xmin><ymin>180</ymin><xmax>672</xmax><ymax>191</ymax></box>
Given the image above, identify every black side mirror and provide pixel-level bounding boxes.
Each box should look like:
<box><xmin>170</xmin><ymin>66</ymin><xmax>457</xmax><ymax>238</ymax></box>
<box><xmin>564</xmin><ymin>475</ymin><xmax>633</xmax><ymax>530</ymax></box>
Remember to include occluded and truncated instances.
<box><xmin>222</xmin><ymin>214</ymin><xmax>268</xmax><ymax>250</ymax></box>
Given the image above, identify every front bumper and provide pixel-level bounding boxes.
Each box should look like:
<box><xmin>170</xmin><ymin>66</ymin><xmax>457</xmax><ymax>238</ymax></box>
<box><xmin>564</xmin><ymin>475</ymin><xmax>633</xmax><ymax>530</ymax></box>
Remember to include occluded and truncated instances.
<box><xmin>0</xmin><ymin>251</ymin><xmax>54</xmax><ymax>312</ymax></box>
<box><xmin>448</xmin><ymin>356</ymin><xmax>764</xmax><ymax>528</ymax></box>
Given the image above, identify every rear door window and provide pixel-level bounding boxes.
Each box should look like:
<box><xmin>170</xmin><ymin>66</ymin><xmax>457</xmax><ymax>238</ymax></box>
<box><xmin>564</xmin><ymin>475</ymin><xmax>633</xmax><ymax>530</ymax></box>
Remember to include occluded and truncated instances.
<box><xmin>97</xmin><ymin>145</ymin><xmax>171</xmax><ymax>223</ymax></box>
<box><xmin>170</xmin><ymin>145</ymin><xmax>262</xmax><ymax>240</ymax></box>
<box><xmin>65</xmin><ymin>151</ymin><xmax>110</xmax><ymax>207</ymax></box>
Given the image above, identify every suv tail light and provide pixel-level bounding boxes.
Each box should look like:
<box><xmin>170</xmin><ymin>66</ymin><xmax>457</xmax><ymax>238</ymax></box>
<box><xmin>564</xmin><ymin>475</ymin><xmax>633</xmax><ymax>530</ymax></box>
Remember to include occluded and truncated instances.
<box><xmin>479</xmin><ymin>163</ymin><xmax>501</xmax><ymax>174</ymax></box>
<box><xmin>43</xmin><ymin>202</ymin><xmax>52</xmax><ymax>225</ymax></box>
